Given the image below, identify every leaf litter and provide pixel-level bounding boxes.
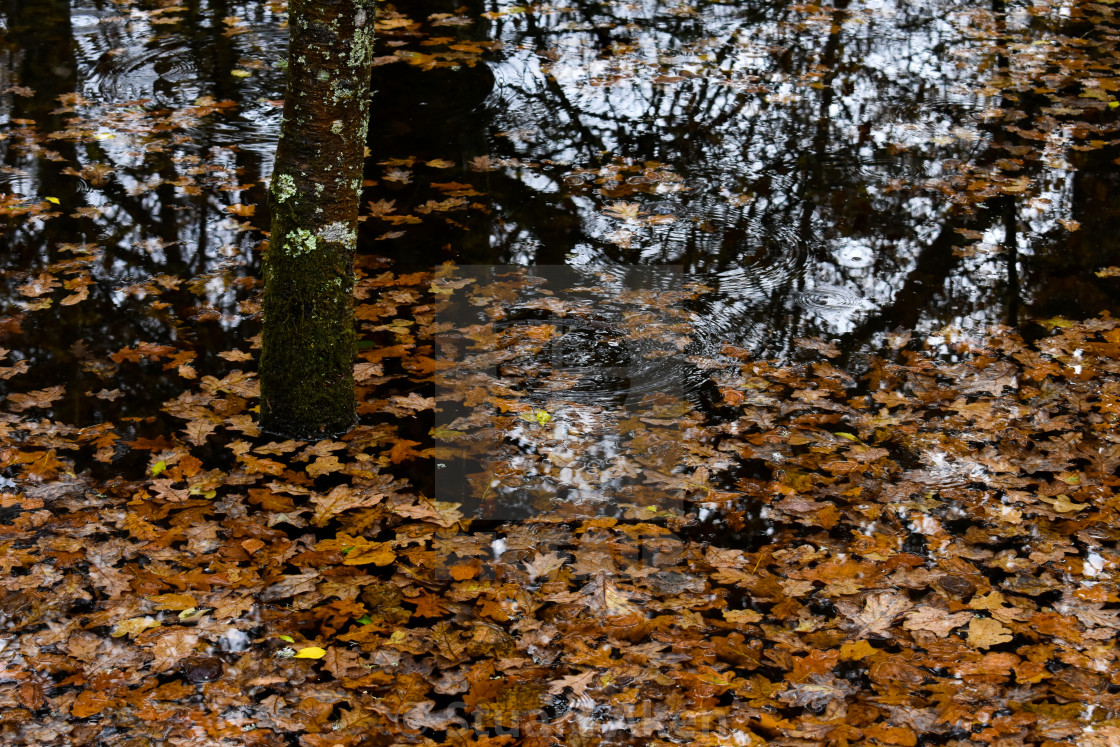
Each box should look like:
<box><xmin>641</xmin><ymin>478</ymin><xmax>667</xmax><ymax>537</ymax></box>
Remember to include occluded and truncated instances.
<box><xmin>3</xmin><ymin>0</ymin><xmax>1120</xmax><ymax>746</ymax></box>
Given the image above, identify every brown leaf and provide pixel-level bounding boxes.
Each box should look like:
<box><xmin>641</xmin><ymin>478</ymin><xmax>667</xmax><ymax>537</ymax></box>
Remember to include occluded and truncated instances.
<box><xmin>903</xmin><ymin>607</ymin><xmax>973</xmax><ymax>637</ymax></box>
<box><xmin>6</xmin><ymin>385</ymin><xmax>65</xmax><ymax>411</ymax></box>
<box><xmin>149</xmin><ymin>628</ymin><xmax>200</xmax><ymax>672</ymax></box>
<box><xmin>71</xmin><ymin>690</ymin><xmax>117</xmax><ymax>718</ymax></box>
<box><xmin>310</xmin><ymin>484</ymin><xmax>386</xmax><ymax>526</ymax></box>
<box><xmin>838</xmin><ymin>592</ymin><xmax>913</xmax><ymax>639</ymax></box>
<box><xmin>967</xmin><ymin>617</ymin><xmax>1013</xmax><ymax>649</ymax></box>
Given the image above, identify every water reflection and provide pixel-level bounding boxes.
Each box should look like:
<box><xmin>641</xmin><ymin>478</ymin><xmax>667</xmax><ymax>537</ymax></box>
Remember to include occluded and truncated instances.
<box><xmin>366</xmin><ymin>0</ymin><xmax>1120</xmax><ymax>361</ymax></box>
<box><xmin>0</xmin><ymin>0</ymin><xmax>1118</xmax><ymax>421</ymax></box>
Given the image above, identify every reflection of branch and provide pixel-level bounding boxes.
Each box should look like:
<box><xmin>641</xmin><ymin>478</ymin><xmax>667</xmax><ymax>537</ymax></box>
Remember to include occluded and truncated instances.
<box><xmin>520</xmin><ymin>8</ymin><xmax>608</xmax><ymax>158</ymax></box>
<box><xmin>836</xmin><ymin>206</ymin><xmax>994</xmax><ymax>357</ymax></box>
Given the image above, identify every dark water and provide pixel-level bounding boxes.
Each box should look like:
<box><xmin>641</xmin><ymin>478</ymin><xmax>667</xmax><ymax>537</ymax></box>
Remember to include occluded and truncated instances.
<box><xmin>2</xmin><ymin>0</ymin><xmax>1119</xmax><ymax>428</ymax></box>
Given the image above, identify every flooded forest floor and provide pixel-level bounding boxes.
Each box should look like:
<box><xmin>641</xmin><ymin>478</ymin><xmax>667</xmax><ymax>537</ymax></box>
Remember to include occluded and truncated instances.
<box><xmin>3</xmin><ymin>1</ymin><xmax>1120</xmax><ymax>746</ymax></box>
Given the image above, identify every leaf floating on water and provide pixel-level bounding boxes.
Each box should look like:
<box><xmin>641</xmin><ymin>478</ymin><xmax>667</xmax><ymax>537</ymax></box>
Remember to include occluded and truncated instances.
<box><xmin>518</xmin><ymin>408</ymin><xmax>551</xmax><ymax>425</ymax></box>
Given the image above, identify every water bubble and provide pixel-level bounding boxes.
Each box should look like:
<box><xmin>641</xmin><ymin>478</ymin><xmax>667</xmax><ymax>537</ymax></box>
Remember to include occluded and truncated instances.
<box><xmin>835</xmin><ymin>241</ymin><xmax>874</xmax><ymax>269</ymax></box>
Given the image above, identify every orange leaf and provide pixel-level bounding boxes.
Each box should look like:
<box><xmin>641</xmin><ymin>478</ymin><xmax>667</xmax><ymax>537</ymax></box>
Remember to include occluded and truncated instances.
<box><xmin>149</xmin><ymin>593</ymin><xmax>198</xmax><ymax>611</ymax></box>
<box><xmin>72</xmin><ymin>690</ymin><xmax>117</xmax><ymax>718</ymax></box>
<box><xmin>225</xmin><ymin>203</ymin><xmax>255</xmax><ymax>217</ymax></box>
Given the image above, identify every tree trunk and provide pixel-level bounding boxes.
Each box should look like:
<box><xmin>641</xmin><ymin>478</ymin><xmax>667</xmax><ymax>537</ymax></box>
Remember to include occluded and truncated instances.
<box><xmin>260</xmin><ymin>0</ymin><xmax>377</xmax><ymax>438</ymax></box>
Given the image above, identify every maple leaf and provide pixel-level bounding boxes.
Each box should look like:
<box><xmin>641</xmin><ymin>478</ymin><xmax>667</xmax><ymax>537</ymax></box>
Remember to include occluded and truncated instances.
<box><xmin>838</xmin><ymin>592</ymin><xmax>913</xmax><ymax>639</ymax></box>
<box><xmin>602</xmin><ymin>201</ymin><xmax>644</xmax><ymax>220</ymax></box>
<box><xmin>523</xmin><ymin>551</ymin><xmax>568</xmax><ymax>582</ymax></box>
<box><xmin>547</xmin><ymin>669</ymin><xmax>597</xmax><ymax>696</ymax></box>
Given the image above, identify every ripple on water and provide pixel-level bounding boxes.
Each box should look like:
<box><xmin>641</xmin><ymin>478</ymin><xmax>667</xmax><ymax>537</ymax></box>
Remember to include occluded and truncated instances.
<box><xmin>794</xmin><ymin>284</ymin><xmax>864</xmax><ymax>312</ymax></box>
<box><xmin>88</xmin><ymin>36</ymin><xmax>201</xmax><ymax>105</ymax></box>
<box><xmin>704</xmin><ymin>216</ymin><xmax>811</xmax><ymax>292</ymax></box>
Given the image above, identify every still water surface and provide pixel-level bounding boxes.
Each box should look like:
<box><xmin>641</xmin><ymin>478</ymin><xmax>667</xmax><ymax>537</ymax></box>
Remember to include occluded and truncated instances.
<box><xmin>1</xmin><ymin>0</ymin><xmax>1118</xmax><ymax>435</ymax></box>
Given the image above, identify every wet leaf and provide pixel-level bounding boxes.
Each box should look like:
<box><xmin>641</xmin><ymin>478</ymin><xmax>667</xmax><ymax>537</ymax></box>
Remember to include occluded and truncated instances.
<box><xmin>294</xmin><ymin>646</ymin><xmax>328</xmax><ymax>659</ymax></box>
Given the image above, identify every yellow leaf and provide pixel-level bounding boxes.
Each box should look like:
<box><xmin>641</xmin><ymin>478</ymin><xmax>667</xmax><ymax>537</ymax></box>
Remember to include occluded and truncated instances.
<box><xmin>45</xmin><ymin>197</ymin><xmax>60</xmax><ymax>205</ymax></box>
<box><xmin>294</xmin><ymin>646</ymin><xmax>327</xmax><ymax>659</ymax></box>
<box><xmin>1042</xmin><ymin>494</ymin><xmax>1088</xmax><ymax>513</ymax></box>
<box><xmin>519</xmin><ymin>408</ymin><xmax>551</xmax><ymax>425</ymax></box>
<box><xmin>230</xmin><ymin>69</ymin><xmax>251</xmax><ymax>77</ymax></box>
<box><xmin>1035</xmin><ymin>316</ymin><xmax>1074</xmax><ymax>330</ymax></box>
<box><xmin>967</xmin><ymin>617</ymin><xmax>1013</xmax><ymax>649</ymax></box>
<box><xmin>840</xmin><ymin>640</ymin><xmax>878</xmax><ymax>661</ymax></box>
<box><xmin>111</xmin><ymin>616</ymin><xmax>161</xmax><ymax>639</ymax></box>
<box><xmin>225</xmin><ymin>203</ymin><xmax>256</xmax><ymax>217</ymax></box>
<box><xmin>343</xmin><ymin>540</ymin><xmax>396</xmax><ymax>566</ymax></box>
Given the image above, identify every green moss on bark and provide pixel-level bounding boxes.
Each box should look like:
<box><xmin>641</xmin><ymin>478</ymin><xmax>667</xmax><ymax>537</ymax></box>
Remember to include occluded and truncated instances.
<box><xmin>259</xmin><ymin>0</ymin><xmax>377</xmax><ymax>439</ymax></box>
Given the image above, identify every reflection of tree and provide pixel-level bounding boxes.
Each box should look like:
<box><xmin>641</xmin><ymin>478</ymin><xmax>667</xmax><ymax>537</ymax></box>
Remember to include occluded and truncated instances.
<box><xmin>368</xmin><ymin>0</ymin><xmax>1020</xmax><ymax>358</ymax></box>
<box><xmin>0</xmin><ymin>1</ymin><xmax>282</xmax><ymax>427</ymax></box>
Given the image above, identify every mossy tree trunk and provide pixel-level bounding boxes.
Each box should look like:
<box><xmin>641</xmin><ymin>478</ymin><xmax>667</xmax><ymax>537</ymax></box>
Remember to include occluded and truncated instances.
<box><xmin>260</xmin><ymin>0</ymin><xmax>377</xmax><ymax>438</ymax></box>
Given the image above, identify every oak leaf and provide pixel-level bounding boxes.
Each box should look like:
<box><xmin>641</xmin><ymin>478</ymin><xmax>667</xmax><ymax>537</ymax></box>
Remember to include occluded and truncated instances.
<box><xmin>149</xmin><ymin>628</ymin><xmax>200</xmax><ymax>672</ymax></box>
<box><xmin>71</xmin><ymin>690</ymin><xmax>117</xmax><ymax>718</ymax></box>
<box><xmin>149</xmin><ymin>593</ymin><xmax>198</xmax><ymax>611</ymax></box>
<box><xmin>6</xmin><ymin>385</ymin><xmax>65</xmax><ymax>411</ymax></box>
<box><xmin>342</xmin><ymin>538</ymin><xmax>396</xmax><ymax>566</ymax></box>
<box><xmin>310</xmin><ymin>484</ymin><xmax>386</xmax><ymax>526</ymax></box>
<box><xmin>111</xmin><ymin>616</ymin><xmax>161</xmax><ymax>639</ymax></box>
<box><xmin>547</xmin><ymin>669</ymin><xmax>597</xmax><ymax>696</ymax></box>
<box><xmin>967</xmin><ymin>617</ymin><xmax>1013</xmax><ymax>649</ymax></box>
<box><xmin>392</xmin><ymin>500</ymin><xmax>463</xmax><ymax>527</ymax></box>
<box><xmin>903</xmin><ymin>607</ymin><xmax>973</xmax><ymax>637</ymax></box>
<box><xmin>778</xmin><ymin>674</ymin><xmax>855</xmax><ymax>710</ymax></box>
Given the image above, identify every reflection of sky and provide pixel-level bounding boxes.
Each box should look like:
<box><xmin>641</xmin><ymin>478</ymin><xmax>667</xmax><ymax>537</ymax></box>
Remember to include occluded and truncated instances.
<box><xmin>0</xmin><ymin>3</ymin><xmax>287</xmax><ymax>322</ymax></box>
<box><xmin>483</xmin><ymin>0</ymin><xmax>1082</xmax><ymax>355</ymax></box>
<box><xmin>0</xmin><ymin>0</ymin><xmax>1104</xmax><ymax>362</ymax></box>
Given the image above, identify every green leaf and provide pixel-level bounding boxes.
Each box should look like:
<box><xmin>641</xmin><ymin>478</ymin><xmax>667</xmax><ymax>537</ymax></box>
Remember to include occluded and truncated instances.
<box><xmin>279</xmin><ymin>634</ymin><xmax>295</xmax><ymax>642</ymax></box>
<box><xmin>150</xmin><ymin>460</ymin><xmax>168</xmax><ymax>476</ymax></box>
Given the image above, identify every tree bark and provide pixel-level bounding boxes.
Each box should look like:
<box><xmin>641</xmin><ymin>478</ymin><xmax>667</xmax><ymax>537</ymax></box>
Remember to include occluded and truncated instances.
<box><xmin>260</xmin><ymin>0</ymin><xmax>377</xmax><ymax>438</ymax></box>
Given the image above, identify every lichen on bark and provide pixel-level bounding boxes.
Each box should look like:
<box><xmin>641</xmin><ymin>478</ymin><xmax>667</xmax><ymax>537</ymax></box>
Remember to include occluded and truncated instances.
<box><xmin>259</xmin><ymin>0</ymin><xmax>377</xmax><ymax>439</ymax></box>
